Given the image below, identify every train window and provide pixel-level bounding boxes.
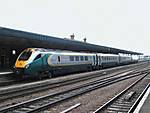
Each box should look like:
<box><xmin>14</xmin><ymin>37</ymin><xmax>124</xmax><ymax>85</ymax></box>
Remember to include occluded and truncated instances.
<box><xmin>34</xmin><ymin>54</ymin><xmax>42</xmax><ymax>61</ymax></box>
<box><xmin>70</xmin><ymin>56</ymin><xmax>74</xmax><ymax>61</ymax></box>
<box><xmin>18</xmin><ymin>50</ymin><xmax>32</xmax><ymax>61</ymax></box>
<box><xmin>102</xmin><ymin>56</ymin><xmax>104</xmax><ymax>60</ymax></box>
<box><xmin>99</xmin><ymin>56</ymin><xmax>101</xmax><ymax>60</ymax></box>
<box><xmin>93</xmin><ymin>56</ymin><xmax>95</xmax><ymax>62</ymax></box>
<box><xmin>85</xmin><ymin>56</ymin><xmax>88</xmax><ymax>61</ymax></box>
<box><xmin>75</xmin><ymin>56</ymin><xmax>79</xmax><ymax>61</ymax></box>
<box><xmin>102</xmin><ymin>57</ymin><xmax>104</xmax><ymax>60</ymax></box>
<box><xmin>90</xmin><ymin>56</ymin><xmax>92</xmax><ymax>60</ymax></box>
<box><xmin>80</xmin><ymin>56</ymin><xmax>84</xmax><ymax>61</ymax></box>
<box><xmin>58</xmin><ymin>56</ymin><xmax>61</xmax><ymax>62</ymax></box>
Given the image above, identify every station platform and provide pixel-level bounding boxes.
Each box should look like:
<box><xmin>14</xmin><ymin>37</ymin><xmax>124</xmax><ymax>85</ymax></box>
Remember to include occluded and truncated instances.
<box><xmin>0</xmin><ymin>69</ymin><xmax>13</xmax><ymax>75</ymax></box>
<box><xmin>134</xmin><ymin>85</ymin><xmax>150</xmax><ymax>113</ymax></box>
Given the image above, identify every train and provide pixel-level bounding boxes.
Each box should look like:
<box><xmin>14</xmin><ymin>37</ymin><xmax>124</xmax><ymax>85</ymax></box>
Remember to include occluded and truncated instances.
<box><xmin>14</xmin><ymin>48</ymin><xmax>138</xmax><ymax>79</ymax></box>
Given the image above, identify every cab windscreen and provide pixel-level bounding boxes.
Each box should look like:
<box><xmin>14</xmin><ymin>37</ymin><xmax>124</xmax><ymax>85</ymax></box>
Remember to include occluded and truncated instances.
<box><xmin>18</xmin><ymin>50</ymin><xmax>32</xmax><ymax>61</ymax></box>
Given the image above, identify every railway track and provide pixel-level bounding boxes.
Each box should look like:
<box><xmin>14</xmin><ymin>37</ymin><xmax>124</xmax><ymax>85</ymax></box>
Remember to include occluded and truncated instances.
<box><xmin>0</xmin><ymin>63</ymin><xmax>147</xmax><ymax>102</ymax></box>
<box><xmin>0</xmin><ymin>68</ymin><xmax>149</xmax><ymax>113</ymax></box>
<box><xmin>93</xmin><ymin>73</ymin><xmax>150</xmax><ymax>113</ymax></box>
<box><xmin>0</xmin><ymin>62</ymin><xmax>147</xmax><ymax>88</ymax></box>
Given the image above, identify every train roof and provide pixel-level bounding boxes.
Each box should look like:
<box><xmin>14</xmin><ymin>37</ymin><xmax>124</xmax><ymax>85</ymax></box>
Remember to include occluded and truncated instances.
<box><xmin>32</xmin><ymin>48</ymin><xmax>95</xmax><ymax>56</ymax></box>
<box><xmin>0</xmin><ymin>27</ymin><xmax>143</xmax><ymax>55</ymax></box>
<box><xmin>98</xmin><ymin>53</ymin><xmax>119</xmax><ymax>57</ymax></box>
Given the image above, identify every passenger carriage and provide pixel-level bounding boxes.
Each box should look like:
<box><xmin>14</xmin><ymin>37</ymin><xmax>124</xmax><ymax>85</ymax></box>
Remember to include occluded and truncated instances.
<box><xmin>14</xmin><ymin>48</ymin><xmax>136</xmax><ymax>79</ymax></box>
<box><xmin>14</xmin><ymin>48</ymin><xmax>95</xmax><ymax>78</ymax></box>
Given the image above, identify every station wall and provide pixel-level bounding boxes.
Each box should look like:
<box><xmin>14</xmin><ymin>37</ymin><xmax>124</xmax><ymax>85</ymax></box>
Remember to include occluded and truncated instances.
<box><xmin>0</xmin><ymin>46</ymin><xmax>22</xmax><ymax>69</ymax></box>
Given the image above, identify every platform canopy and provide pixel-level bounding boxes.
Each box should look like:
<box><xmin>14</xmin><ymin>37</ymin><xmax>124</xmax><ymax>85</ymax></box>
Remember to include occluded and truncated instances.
<box><xmin>0</xmin><ymin>27</ymin><xmax>142</xmax><ymax>55</ymax></box>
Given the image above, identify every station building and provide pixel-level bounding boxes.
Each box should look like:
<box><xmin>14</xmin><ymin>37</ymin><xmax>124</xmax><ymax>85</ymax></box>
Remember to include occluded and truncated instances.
<box><xmin>0</xmin><ymin>27</ymin><xmax>142</xmax><ymax>69</ymax></box>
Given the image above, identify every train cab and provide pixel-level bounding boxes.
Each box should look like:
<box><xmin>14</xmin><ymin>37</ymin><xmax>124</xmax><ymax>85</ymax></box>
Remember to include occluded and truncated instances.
<box><xmin>14</xmin><ymin>48</ymin><xmax>42</xmax><ymax>77</ymax></box>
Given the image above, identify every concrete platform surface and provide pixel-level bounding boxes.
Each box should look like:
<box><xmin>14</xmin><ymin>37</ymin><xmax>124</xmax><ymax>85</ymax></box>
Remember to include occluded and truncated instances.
<box><xmin>134</xmin><ymin>85</ymin><xmax>150</xmax><ymax>113</ymax></box>
<box><xmin>0</xmin><ymin>69</ymin><xmax>13</xmax><ymax>75</ymax></box>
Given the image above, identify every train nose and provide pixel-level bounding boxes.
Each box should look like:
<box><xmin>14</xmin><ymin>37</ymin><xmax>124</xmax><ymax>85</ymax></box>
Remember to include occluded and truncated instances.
<box><xmin>14</xmin><ymin>68</ymin><xmax>24</xmax><ymax>75</ymax></box>
<box><xmin>15</xmin><ymin>70</ymin><xmax>20</xmax><ymax>74</ymax></box>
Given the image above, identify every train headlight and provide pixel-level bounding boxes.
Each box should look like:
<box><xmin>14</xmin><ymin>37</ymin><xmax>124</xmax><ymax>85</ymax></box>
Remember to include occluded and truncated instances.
<box><xmin>25</xmin><ymin>64</ymin><xmax>29</xmax><ymax>69</ymax></box>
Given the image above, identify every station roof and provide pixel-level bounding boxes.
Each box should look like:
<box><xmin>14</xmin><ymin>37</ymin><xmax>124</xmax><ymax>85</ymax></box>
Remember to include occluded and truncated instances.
<box><xmin>0</xmin><ymin>27</ymin><xmax>143</xmax><ymax>55</ymax></box>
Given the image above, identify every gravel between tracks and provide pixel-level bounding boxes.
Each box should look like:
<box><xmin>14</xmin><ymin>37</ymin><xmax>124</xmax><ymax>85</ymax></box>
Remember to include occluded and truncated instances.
<box><xmin>0</xmin><ymin>63</ymin><xmax>149</xmax><ymax>111</ymax></box>
<box><xmin>0</xmin><ymin>66</ymin><xmax>135</xmax><ymax>108</ymax></box>
<box><xmin>43</xmin><ymin>75</ymin><xmax>146</xmax><ymax>113</ymax></box>
<box><xmin>0</xmin><ymin>62</ymin><xmax>144</xmax><ymax>90</ymax></box>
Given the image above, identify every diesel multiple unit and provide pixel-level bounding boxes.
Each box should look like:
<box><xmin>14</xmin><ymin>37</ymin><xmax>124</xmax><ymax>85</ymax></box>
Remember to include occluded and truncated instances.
<box><xmin>14</xmin><ymin>48</ymin><xmax>138</xmax><ymax>78</ymax></box>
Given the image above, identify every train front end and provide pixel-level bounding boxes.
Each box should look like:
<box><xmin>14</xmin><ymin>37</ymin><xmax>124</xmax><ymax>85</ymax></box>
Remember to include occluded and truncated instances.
<box><xmin>14</xmin><ymin>48</ymin><xmax>34</xmax><ymax>78</ymax></box>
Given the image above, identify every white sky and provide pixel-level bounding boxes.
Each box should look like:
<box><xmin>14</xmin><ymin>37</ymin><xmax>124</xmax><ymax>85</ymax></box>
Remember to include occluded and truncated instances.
<box><xmin>0</xmin><ymin>0</ymin><xmax>150</xmax><ymax>54</ymax></box>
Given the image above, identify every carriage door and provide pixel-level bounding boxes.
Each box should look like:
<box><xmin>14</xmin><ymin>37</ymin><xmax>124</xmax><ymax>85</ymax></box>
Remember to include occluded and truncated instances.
<box><xmin>57</xmin><ymin>56</ymin><xmax>61</xmax><ymax>64</ymax></box>
<box><xmin>98</xmin><ymin>56</ymin><xmax>101</xmax><ymax>66</ymax></box>
<box><xmin>96</xmin><ymin>54</ymin><xmax>98</xmax><ymax>67</ymax></box>
<box><xmin>93</xmin><ymin>56</ymin><xmax>96</xmax><ymax>66</ymax></box>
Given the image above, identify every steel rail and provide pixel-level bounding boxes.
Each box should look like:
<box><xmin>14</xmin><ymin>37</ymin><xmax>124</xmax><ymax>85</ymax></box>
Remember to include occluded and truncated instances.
<box><xmin>0</xmin><ymin>62</ymin><xmax>147</xmax><ymax>88</ymax></box>
<box><xmin>128</xmin><ymin>83</ymin><xmax>150</xmax><ymax>113</ymax></box>
<box><xmin>0</xmin><ymin>64</ymin><xmax>145</xmax><ymax>102</ymax></box>
<box><xmin>93</xmin><ymin>73</ymin><xmax>150</xmax><ymax>113</ymax></box>
<box><xmin>0</xmin><ymin>69</ymin><xmax>149</xmax><ymax>113</ymax></box>
<box><xmin>0</xmin><ymin>62</ymin><xmax>147</xmax><ymax>92</ymax></box>
<box><xmin>0</xmin><ymin>62</ymin><xmax>146</xmax><ymax>88</ymax></box>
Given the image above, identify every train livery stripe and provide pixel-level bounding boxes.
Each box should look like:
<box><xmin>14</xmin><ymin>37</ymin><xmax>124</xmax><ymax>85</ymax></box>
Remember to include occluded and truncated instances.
<box><xmin>15</xmin><ymin>61</ymin><xmax>28</xmax><ymax>68</ymax></box>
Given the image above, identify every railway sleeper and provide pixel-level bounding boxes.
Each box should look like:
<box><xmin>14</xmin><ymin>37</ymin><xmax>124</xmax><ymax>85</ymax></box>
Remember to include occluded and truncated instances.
<box><xmin>110</xmin><ymin>105</ymin><xmax>131</xmax><ymax>109</ymax></box>
<box><xmin>14</xmin><ymin>110</ymin><xmax>26</xmax><ymax>113</ymax></box>
<box><xmin>124</xmin><ymin>91</ymin><xmax>136</xmax><ymax>101</ymax></box>
<box><xmin>113</xmin><ymin>103</ymin><xmax>132</xmax><ymax>107</ymax></box>
<box><xmin>107</xmin><ymin>107</ymin><xmax>129</xmax><ymax>112</ymax></box>
<box><xmin>21</xmin><ymin>107</ymin><xmax>33</xmax><ymax>111</ymax></box>
<box><xmin>28</xmin><ymin>105</ymin><xmax>39</xmax><ymax>109</ymax></box>
<box><xmin>116</xmin><ymin>99</ymin><xmax>133</xmax><ymax>104</ymax></box>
